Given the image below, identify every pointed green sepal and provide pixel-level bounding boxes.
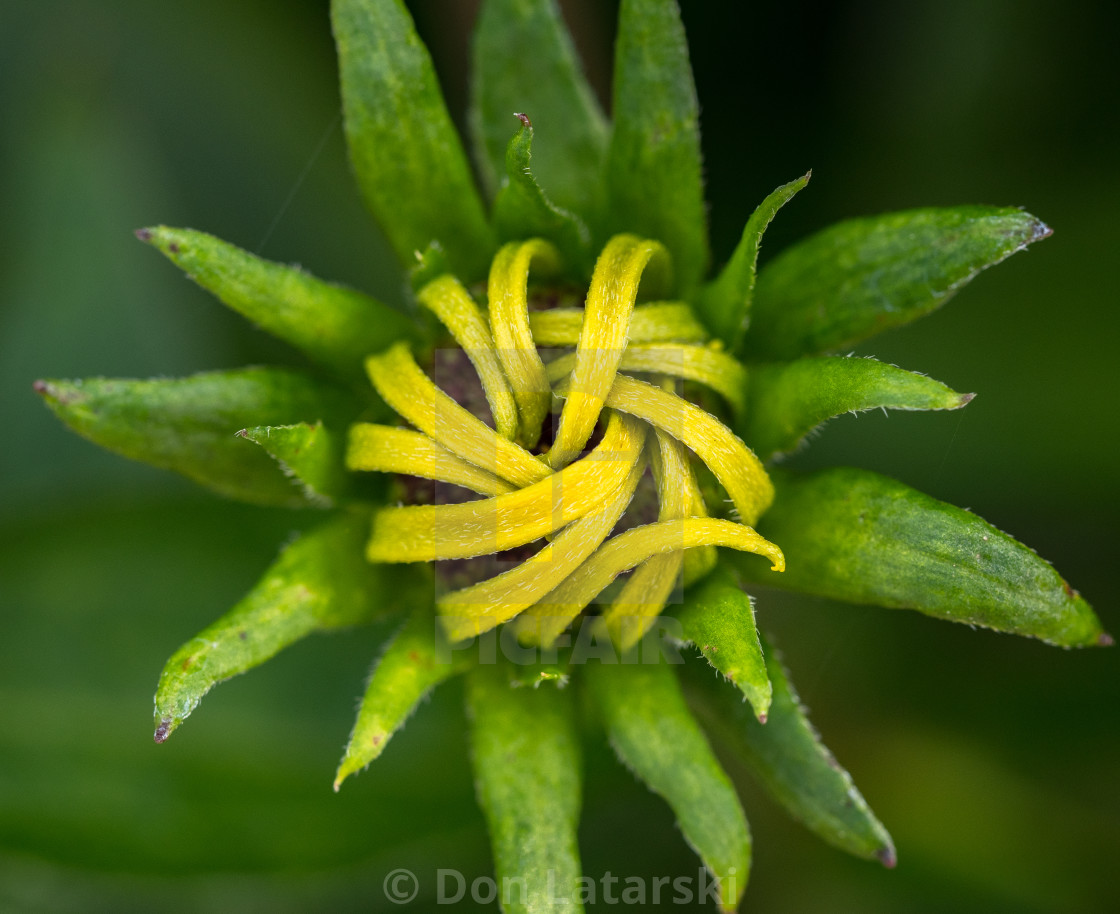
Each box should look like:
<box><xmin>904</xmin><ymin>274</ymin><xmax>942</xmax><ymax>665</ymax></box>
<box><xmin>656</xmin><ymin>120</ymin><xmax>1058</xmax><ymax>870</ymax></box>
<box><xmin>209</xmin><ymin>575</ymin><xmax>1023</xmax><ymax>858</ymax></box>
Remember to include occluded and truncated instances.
<box><xmin>587</xmin><ymin>659</ymin><xmax>750</xmax><ymax>911</ymax></box>
<box><xmin>741</xmin><ymin>467</ymin><xmax>1106</xmax><ymax>647</ymax></box>
<box><xmin>467</xmin><ymin>660</ymin><xmax>585</xmax><ymax>913</ymax></box>
<box><xmin>35</xmin><ymin>369</ymin><xmax>355</xmax><ymax>507</ymax></box>
<box><xmin>744</xmin><ymin>206</ymin><xmax>1052</xmax><ymax>359</ymax></box>
<box><xmin>471</xmin><ymin>0</ymin><xmax>608</xmax><ymax>225</ymax></box>
<box><xmin>492</xmin><ymin>116</ymin><xmax>593</xmax><ymax>275</ymax></box>
<box><xmin>607</xmin><ymin>0</ymin><xmax>707</xmax><ymax>295</ymax></box>
<box><xmin>675</xmin><ymin>564</ymin><xmax>771</xmax><ymax>721</ymax></box>
<box><xmin>239</xmin><ymin>422</ymin><xmax>360</xmax><ymax>506</ymax></box>
<box><xmin>698</xmin><ymin>173</ymin><xmax>810</xmax><ymax>349</ymax></box>
<box><xmin>137</xmin><ymin>226</ymin><xmax>418</xmax><ymax>383</ymax></box>
<box><xmin>741</xmin><ymin>356</ymin><xmax>972</xmax><ymax>461</ymax></box>
<box><xmin>153</xmin><ymin>514</ymin><xmax>422</xmax><ymax>743</ymax></box>
<box><xmin>331</xmin><ymin>0</ymin><xmax>495</xmax><ymax>279</ymax></box>
<box><xmin>335</xmin><ymin>608</ymin><xmax>466</xmax><ymax>790</ymax></box>
<box><xmin>683</xmin><ymin>637</ymin><xmax>896</xmax><ymax>866</ymax></box>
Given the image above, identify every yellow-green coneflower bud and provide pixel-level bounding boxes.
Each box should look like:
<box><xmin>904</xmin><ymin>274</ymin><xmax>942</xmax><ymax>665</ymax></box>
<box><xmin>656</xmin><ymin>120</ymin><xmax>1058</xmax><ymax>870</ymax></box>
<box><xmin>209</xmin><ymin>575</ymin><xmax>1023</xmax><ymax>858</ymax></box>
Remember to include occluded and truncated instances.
<box><xmin>346</xmin><ymin>235</ymin><xmax>784</xmax><ymax>648</ymax></box>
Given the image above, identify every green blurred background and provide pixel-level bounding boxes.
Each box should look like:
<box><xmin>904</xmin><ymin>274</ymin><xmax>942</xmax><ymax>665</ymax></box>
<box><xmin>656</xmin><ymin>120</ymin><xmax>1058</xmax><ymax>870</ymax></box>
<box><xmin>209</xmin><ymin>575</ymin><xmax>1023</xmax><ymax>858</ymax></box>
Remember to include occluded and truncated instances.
<box><xmin>1</xmin><ymin>1</ymin><xmax>1117</xmax><ymax>911</ymax></box>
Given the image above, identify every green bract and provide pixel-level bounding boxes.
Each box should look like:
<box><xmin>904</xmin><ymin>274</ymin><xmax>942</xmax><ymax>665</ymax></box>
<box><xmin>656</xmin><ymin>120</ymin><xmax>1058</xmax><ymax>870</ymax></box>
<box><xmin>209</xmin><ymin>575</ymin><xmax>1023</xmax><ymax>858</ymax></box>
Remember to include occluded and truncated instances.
<box><xmin>36</xmin><ymin>0</ymin><xmax>1107</xmax><ymax>911</ymax></box>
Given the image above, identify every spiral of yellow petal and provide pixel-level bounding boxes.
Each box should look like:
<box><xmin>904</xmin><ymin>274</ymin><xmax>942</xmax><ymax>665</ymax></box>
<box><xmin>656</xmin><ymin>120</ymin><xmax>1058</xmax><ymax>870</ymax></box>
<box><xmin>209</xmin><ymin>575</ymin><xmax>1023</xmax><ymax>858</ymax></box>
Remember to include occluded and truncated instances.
<box><xmin>599</xmin><ymin>429</ymin><xmax>690</xmax><ymax>649</ymax></box>
<box><xmin>439</xmin><ymin>440</ymin><xmax>647</xmax><ymax>643</ymax></box>
<box><xmin>546</xmin><ymin>342</ymin><xmax>748</xmax><ymax>416</ymax></box>
<box><xmin>365</xmin><ymin>342</ymin><xmax>549</xmax><ymax>489</ymax></box>
<box><xmin>416</xmin><ymin>274</ymin><xmax>520</xmax><ymax>442</ymax></box>
<box><xmin>528</xmin><ymin>303</ymin><xmax>708</xmax><ymax>346</ymax></box>
<box><xmin>366</xmin><ymin>410</ymin><xmax>644</xmax><ymax>563</ymax></box>
<box><xmin>516</xmin><ymin>518</ymin><xmax>785</xmax><ymax>648</ymax></box>
<box><xmin>347</xmin><ymin>424</ymin><xmax>514</xmax><ymax>497</ymax></box>
<box><xmin>556</xmin><ymin>372</ymin><xmax>773</xmax><ymax>526</ymax></box>
<box><xmin>546</xmin><ymin>235</ymin><xmax>670</xmax><ymax>469</ymax></box>
<box><xmin>488</xmin><ymin>239</ymin><xmax>561</xmax><ymax>448</ymax></box>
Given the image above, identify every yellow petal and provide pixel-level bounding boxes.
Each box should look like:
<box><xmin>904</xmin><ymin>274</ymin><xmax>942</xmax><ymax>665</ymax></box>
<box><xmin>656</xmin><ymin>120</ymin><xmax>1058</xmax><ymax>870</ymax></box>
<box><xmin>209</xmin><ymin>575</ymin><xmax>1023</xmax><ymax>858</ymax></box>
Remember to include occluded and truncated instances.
<box><xmin>347</xmin><ymin>424</ymin><xmax>514</xmax><ymax>497</ymax></box>
<box><xmin>547</xmin><ymin>342</ymin><xmax>747</xmax><ymax>416</ymax></box>
<box><xmin>365</xmin><ymin>342</ymin><xmax>549</xmax><ymax>489</ymax></box>
<box><xmin>528</xmin><ymin>302</ymin><xmax>708</xmax><ymax>346</ymax></box>
<box><xmin>557</xmin><ymin>372</ymin><xmax>773</xmax><ymax>525</ymax></box>
<box><xmin>416</xmin><ymin>274</ymin><xmax>520</xmax><ymax>442</ymax></box>
<box><xmin>439</xmin><ymin>445</ymin><xmax>647</xmax><ymax>643</ymax></box>
<box><xmin>487</xmin><ymin>239</ymin><xmax>561</xmax><ymax>448</ymax></box>
<box><xmin>366</xmin><ymin>411</ymin><xmax>645</xmax><ymax>562</ymax></box>
<box><xmin>516</xmin><ymin>517</ymin><xmax>784</xmax><ymax>647</ymax></box>
<box><xmin>546</xmin><ymin>235</ymin><xmax>669</xmax><ymax>468</ymax></box>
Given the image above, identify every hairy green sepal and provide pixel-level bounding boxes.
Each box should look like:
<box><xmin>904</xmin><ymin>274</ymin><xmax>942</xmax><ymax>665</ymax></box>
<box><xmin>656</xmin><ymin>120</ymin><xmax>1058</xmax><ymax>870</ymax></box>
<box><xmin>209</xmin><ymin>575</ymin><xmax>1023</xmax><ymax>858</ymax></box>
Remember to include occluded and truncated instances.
<box><xmin>684</xmin><ymin>639</ymin><xmax>896</xmax><ymax>865</ymax></box>
<box><xmin>471</xmin><ymin>0</ymin><xmax>608</xmax><ymax>225</ymax></box>
<box><xmin>587</xmin><ymin>659</ymin><xmax>750</xmax><ymax>912</ymax></box>
<box><xmin>467</xmin><ymin>661</ymin><xmax>585</xmax><ymax>914</ymax></box>
<box><xmin>744</xmin><ymin>206</ymin><xmax>1051</xmax><ymax>359</ymax></box>
<box><xmin>153</xmin><ymin>514</ymin><xmax>422</xmax><ymax>742</ymax></box>
<box><xmin>741</xmin><ymin>356</ymin><xmax>972</xmax><ymax>461</ymax></box>
<box><xmin>741</xmin><ymin>467</ymin><xmax>1105</xmax><ymax>647</ymax></box>
<box><xmin>332</xmin><ymin>0</ymin><xmax>494</xmax><ymax>279</ymax></box>
<box><xmin>36</xmin><ymin>370</ymin><xmax>355</xmax><ymax>507</ymax></box>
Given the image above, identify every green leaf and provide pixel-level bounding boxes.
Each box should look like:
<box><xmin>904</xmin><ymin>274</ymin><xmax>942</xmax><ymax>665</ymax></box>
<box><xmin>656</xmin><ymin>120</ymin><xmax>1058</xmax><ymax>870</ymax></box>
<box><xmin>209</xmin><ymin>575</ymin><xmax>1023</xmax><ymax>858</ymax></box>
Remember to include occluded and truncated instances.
<box><xmin>587</xmin><ymin>659</ymin><xmax>749</xmax><ymax>911</ymax></box>
<box><xmin>683</xmin><ymin>637</ymin><xmax>896</xmax><ymax>866</ymax></box>
<box><xmin>676</xmin><ymin>564</ymin><xmax>771</xmax><ymax>721</ymax></box>
<box><xmin>744</xmin><ymin>206</ymin><xmax>1052</xmax><ymax>360</ymax></box>
<box><xmin>239</xmin><ymin>422</ymin><xmax>361</xmax><ymax>506</ymax></box>
<box><xmin>741</xmin><ymin>467</ymin><xmax>1106</xmax><ymax>647</ymax></box>
<box><xmin>153</xmin><ymin>513</ymin><xmax>423</xmax><ymax>742</ymax></box>
<box><xmin>335</xmin><ymin>608</ymin><xmax>466</xmax><ymax>789</ymax></box>
<box><xmin>35</xmin><ymin>369</ymin><xmax>356</xmax><ymax>507</ymax></box>
<box><xmin>467</xmin><ymin>661</ymin><xmax>585</xmax><ymax>914</ymax></box>
<box><xmin>471</xmin><ymin>0</ymin><xmax>608</xmax><ymax>224</ymax></box>
<box><xmin>137</xmin><ymin>226</ymin><xmax>418</xmax><ymax>384</ymax></box>
<box><xmin>492</xmin><ymin>117</ymin><xmax>593</xmax><ymax>275</ymax></box>
<box><xmin>741</xmin><ymin>356</ymin><xmax>972</xmax><ymax>461</ymax></box>
<box><xmin>606</xmin><ymin>0</ymin><xmax>707</xmax><ymax>295</ymax></box>
<box><xmin>698</xmin><ymin>173</ymin><xmax>810</xmax><ymax>348</ymax></box>
<box><xmin>332</xmin><ymin>0</ymin><xmax>494</xmax><ymax>279</ymax></box>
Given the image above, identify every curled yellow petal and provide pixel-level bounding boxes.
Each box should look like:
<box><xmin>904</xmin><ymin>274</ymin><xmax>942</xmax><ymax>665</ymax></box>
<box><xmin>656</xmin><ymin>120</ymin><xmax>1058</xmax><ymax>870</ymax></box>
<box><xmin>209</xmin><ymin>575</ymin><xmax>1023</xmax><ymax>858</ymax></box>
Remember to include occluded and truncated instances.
<box><xmin>547</xmin><ymin>342</ymin><xmax>748</xmax><ymax>415</ymax></box>
<box><xmin>439</xmin><ymin>445</ymin><xmax>647</xmax><ymax>643</ymax></box>
<box><xmin>488</xmin><ymin>240</ymin><xmax>561</xmax><ymax>448</ymax></box>
<box><xmin>590</xmin><ymin>373</ymin><xmax>774</xmax><ymax>526</ymax></box>
<box><xmin>366</xmin><ymin>411</ymin><xmax>645</xmax><ymax>563</ymax></box>
<box><xmin>528</xmin><ymin>303</ymin><xmax>708</xmax><ymax>347</ymax></box>
<box><xmin>347</xmin><ymin>424</ymin><xmax>514</xmax><ymax>497</ymax></box>
<box><xmin>365</xmin><ymin>342</ymin><xmax>549</xmax><ymax>489</ymax></box>
<box><xmin>516</xmin><ymin>518</ymin><xmax>785</xmax><ymax>647</ymax></box>
<box><xmin>416</xmin><ymin>274</ymin><xmax>520</xmax><ymax>442</ymax></box>
<box><xmin>546</xmin><ymin>235</ymin><xmax>670</xmax><ymax>468</ymax></box>
<box><xmin>601</xmin><ymin>429</ymin><xmax>691</xmax><ymax>650</ymax></box>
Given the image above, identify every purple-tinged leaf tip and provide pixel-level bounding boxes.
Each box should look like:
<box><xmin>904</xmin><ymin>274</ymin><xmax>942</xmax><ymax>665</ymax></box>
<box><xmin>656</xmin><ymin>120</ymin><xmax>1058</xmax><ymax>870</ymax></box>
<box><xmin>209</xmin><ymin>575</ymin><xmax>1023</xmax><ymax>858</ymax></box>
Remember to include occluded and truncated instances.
<box><xmin>514</xmin><ymin>112</ymin><xmax>532</xmax><ymax>129</ymax></box>
<box><xmin>134</xmin><ymin>227</ymin><xmax>153</xmax><ymax>242</ymax></box>
<box><xmin>877</xmin><ymin>846</ymin><xmax>898</xmax><ymax>869</ymax></box>
<box><xmin>32</xmin><ymin>379</ymin><xmax>49</xmax><ymax>395</ymax></box>
<box><xmin>154</xmin><ymin>718</ymin><xmax>173</xmax><ymax>743</ymax></box>
<box><xmin>1099</xmin><ymin>632</ymin><xmax>1114</xmax><ymax>647</ymax></box>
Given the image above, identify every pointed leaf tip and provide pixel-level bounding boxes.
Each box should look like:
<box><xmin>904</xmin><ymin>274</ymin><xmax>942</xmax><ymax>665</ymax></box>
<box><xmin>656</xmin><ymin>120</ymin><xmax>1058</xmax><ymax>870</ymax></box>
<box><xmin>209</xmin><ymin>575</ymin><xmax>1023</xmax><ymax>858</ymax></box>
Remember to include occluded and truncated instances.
<box><xmin>153</xmin><ymin>718</ymin><xmax>172</xmax><ymax>744</ymax></box>
<box><xmin>1100</xmin><ymin>632</ymin><xmax>1114</xmax><ymax>647</ymax></box>
<box><xmin>877</xmin><ymin>847</ymin><xmax>898</xmax><ymax>869</ymax></box>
